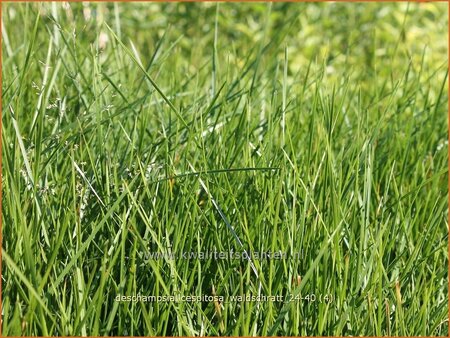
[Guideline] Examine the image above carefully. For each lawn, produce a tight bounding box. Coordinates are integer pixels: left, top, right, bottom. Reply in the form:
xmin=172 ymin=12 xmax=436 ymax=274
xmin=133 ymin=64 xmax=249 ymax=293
xmin=1 ymin=2 xmax=449 ymax=336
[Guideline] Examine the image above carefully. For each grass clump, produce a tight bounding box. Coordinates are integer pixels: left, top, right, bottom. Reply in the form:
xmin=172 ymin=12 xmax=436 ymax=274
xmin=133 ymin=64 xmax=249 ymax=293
xmin=2 ymin=2 xmax=448 ymax=336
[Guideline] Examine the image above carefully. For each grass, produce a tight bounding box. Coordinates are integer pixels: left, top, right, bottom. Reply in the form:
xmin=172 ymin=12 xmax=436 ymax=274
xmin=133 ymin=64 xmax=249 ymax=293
xmin=1 ymin=2 xmax=449 ymax=336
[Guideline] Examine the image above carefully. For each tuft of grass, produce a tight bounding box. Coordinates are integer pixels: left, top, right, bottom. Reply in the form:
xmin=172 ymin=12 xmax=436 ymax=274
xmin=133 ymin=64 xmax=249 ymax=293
xmin=2 ymin=2 xmax=448 ymax=336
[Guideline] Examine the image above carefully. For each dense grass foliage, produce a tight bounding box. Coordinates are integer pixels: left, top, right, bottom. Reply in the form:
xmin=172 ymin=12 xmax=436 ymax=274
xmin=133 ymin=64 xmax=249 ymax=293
xmin=2 ymin=2 xmax=448 ymax=336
